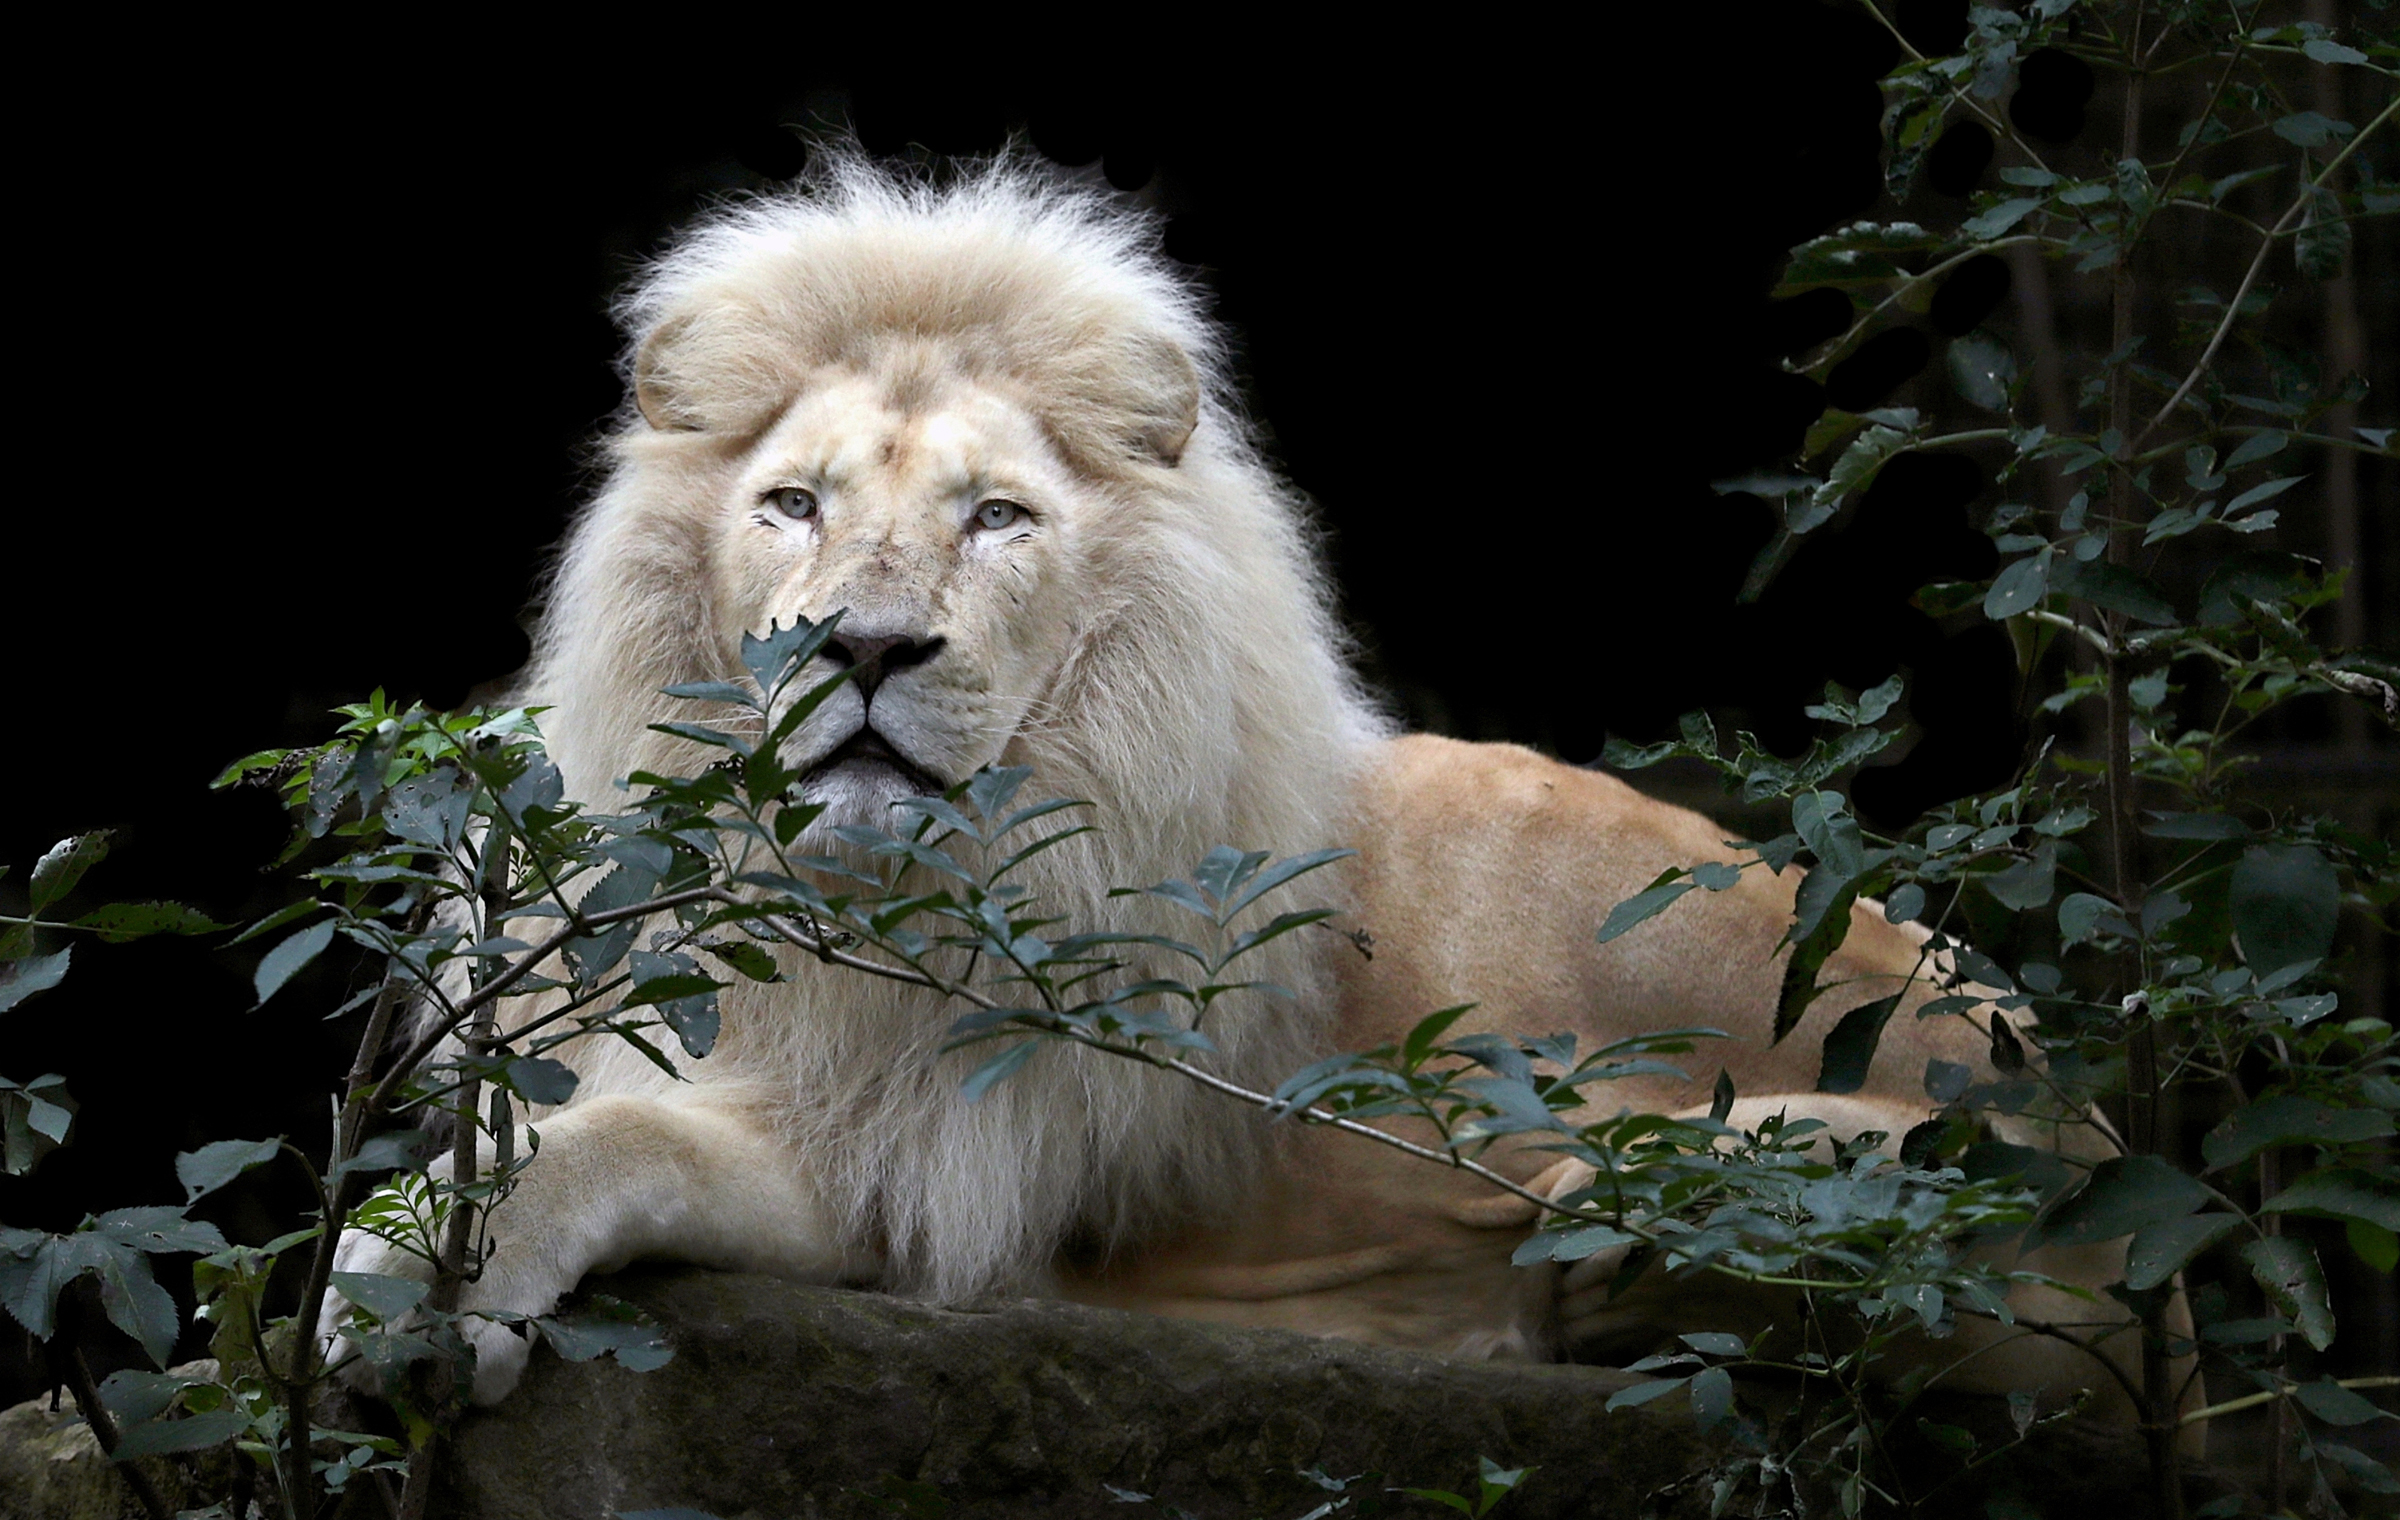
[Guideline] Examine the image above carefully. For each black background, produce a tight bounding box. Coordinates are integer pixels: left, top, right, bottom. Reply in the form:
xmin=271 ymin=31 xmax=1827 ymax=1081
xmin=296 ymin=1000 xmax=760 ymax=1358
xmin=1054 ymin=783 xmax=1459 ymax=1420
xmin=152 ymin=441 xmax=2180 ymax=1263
xmin=4 ymin=6 xmax=2384 ymax=1398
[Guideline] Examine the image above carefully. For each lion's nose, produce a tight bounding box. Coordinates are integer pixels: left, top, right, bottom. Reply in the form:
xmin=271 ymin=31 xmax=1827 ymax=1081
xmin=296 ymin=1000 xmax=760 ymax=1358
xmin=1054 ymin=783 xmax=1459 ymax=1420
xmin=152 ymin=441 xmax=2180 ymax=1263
xmin=824 ymin=631 xmax=943 ymax=697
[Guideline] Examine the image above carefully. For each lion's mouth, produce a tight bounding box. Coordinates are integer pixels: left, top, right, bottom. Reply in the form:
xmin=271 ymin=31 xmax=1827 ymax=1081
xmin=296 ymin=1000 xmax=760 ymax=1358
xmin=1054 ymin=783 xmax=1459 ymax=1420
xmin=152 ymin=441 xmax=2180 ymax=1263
xmin=803 ymin=727 xmax=947 ymax=798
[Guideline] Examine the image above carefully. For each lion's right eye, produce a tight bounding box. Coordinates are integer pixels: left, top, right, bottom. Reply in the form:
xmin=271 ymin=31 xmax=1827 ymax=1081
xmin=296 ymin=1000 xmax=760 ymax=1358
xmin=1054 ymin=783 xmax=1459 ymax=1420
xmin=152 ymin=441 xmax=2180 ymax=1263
xmin=764 ymin=487 xmax=819 ymax=520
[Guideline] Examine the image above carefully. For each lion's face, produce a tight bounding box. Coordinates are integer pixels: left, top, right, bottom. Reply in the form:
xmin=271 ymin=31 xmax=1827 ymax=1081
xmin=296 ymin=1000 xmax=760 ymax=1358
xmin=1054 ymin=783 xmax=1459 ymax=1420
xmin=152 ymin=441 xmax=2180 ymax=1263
xmin=707 ymin=358 xmax=1095 ymax=826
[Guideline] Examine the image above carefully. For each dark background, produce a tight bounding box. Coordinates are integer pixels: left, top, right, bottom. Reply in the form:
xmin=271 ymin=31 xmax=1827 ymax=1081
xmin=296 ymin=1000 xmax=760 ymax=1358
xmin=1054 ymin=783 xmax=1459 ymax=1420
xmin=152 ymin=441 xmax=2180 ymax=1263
xmin=4 ymin=5 xmax=2391 ymax=1404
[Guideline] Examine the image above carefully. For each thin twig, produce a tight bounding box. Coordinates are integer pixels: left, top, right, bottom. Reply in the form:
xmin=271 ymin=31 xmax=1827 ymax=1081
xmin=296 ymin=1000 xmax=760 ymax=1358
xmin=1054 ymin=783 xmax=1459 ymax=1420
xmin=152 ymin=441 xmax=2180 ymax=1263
xmin=369 ymin=883 xmax=722 ymax=1112
xmin=2132 ymin=96 xmax=2399 ymax=450
xmin=53 ymin=1332 xmax=172 ymax=1520
xmin=2181 ymin=1375 xmax=2400 ymax=1426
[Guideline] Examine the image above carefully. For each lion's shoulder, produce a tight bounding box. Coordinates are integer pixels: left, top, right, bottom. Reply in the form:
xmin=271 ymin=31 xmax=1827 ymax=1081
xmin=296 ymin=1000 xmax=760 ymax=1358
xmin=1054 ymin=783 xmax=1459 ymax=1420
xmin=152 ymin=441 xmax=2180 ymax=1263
xmin=1355 ymin=733 xmax=1737 ymax=874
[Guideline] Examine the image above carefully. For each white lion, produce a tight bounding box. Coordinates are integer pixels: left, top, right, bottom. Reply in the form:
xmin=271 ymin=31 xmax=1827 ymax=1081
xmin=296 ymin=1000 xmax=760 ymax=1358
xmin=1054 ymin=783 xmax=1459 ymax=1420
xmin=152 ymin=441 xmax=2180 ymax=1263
xmin=333 ymin=150 xmax=2168 ymax=1424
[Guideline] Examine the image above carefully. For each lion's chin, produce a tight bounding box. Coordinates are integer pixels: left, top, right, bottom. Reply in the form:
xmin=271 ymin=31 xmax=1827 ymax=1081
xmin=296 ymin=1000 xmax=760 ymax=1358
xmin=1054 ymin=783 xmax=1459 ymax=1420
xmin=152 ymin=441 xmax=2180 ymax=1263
xmin=800 ymin=754 xmax=947 ymax=833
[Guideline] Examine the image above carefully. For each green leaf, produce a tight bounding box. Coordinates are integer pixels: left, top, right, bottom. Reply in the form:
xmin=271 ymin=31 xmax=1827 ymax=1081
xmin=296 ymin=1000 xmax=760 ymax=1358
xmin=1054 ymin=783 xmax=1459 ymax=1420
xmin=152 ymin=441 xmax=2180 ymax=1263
xmin=1984 ymin=839 xmax=2057 ymax=911
xmin=1817 ymin=423 xmax=1912 ymax=516
xmin=1604 ymin=1376 xmax=1691 ymax=1411
xmin=659 ymin=680 xmax=757 ymax=706
xmin=1983 ymin=552 xmax=2050 ymax=620
xmin=620 ymin=972 xmax=729 ymax=1008
xmin=1220 ymin=848 xmax=1357 ymax=923
xmin=2299 ymin=182 xmax=2354 ymax=280
xmin=93 ymin=1206 xmax=226 ymax=1256
xmin=1947 ymin=331 xmax=2017 ymax=411
xmin=2140 ymin=810 xmax=2250 ymax=839
xmin=538 ymin=1294 xmax=674 ymax=1371
xmin=1596 ymin=875 xmax=1697 ymax=944
xmin=1775 ymin=873 xmax=1859 ymax=1044
xmin=2230 ymin=845 xmax=2340 ymax=976
xmin=2223 ymin=431 xmax=2290 ymax=470
xmin=93 ymin=1243 xmax=180 ymax=1366
xmin=0 ymin=949 xmax=71 ymax=1014
xmin=329 ymin=1270 xmax=430 ymax=1323
xmin=70 ymin=902 xmax=228 ymax=944
xmin=2 ymin=1073 xmax=75 ymax=1175
xmin=110 ymin=1407 xmax=249 ymax=1460
xmin=960 ymin=1040 xmax=1039 ymax=1102
xmin=1403 ymin=1005 xmax=1477 ymax=1066
xmin=2264 ymin=1168 xmax=2400 ymax=1232
xmin=253 ymin=919 xmax=338 ymax=1007
xmin=2205 ymin=1098 xmax=2394 ymax=1172
xmin=1690 ymin=1365 xmax=1734 ymax=1430
xmin=28 ymin=833 xmax=111 ymax=913
xmin=2302 ymin=37 xmax=2371 ymax=65
xmin=741 ymin=613 xmax=838 ymax=703
xmin=497 ymin=1056 xmax=579 ymax=1106
xmin=2057 ymin=892 xmax=2128 ymax=945
xmin=2272 ymin=111 xmax=2352 ymax=148
xmin=2034 ymin=1154 xmax=2208 ymax=1249
xmin=2207 ymin=165 xmax=2278 ymax=204
xmin=2320 ymin=1442 xmax=2400 ymax=1495
xmin=702 ymin=941 xmax=782 ymax=982
xmin=2240 ymin=1235 xmax=2334 ymax=1351
xmin=646 ymin=720 xmax=752 ymax=758
xmin=225 ymin=900 xmax=326 ymax=948
xmin=1963 ymin=197 xmax=2044 ymax=240
xmin=2293 ymin=1379 xmax=2389 ymax=1427
xmin=2346 ymin=1220 xmax=2398 ymax=1274
xmin=2124 ymin=1214 xmax=2244 ymax=1290
xmin=1514 ymin=1225 xmax=1639 ymax=1265
xmin=209 ymin=749 xmax=292 ymax=790
xmin=1816 ymin=994 xmax=1902 ymax=1095
xmin=2051 ymin=557 xmax=2175 ymax=625
xmin=327 ymin=1129 xmax=429 ymax=1186
xmin=175 ymin=1139 xmax=281 ymax=1204
xmin=95 ymin=1368 xmax=208 ymax=1427
xmin=2222 ymin=475 xmax=2305 ymax=518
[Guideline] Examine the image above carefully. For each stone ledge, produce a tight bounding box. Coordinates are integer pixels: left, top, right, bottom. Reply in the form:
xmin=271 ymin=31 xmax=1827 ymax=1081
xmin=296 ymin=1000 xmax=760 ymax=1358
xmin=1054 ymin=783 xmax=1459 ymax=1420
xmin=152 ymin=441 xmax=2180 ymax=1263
xmin=5 ymin=1267 xmax=2238 ymax=1519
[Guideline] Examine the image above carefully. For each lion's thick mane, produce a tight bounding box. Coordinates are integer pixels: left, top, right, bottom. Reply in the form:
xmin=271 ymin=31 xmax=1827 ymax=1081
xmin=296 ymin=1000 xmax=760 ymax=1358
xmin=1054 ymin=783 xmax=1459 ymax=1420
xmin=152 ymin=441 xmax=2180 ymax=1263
xmin=517 ymin=152 xmax=1391 ymax=1300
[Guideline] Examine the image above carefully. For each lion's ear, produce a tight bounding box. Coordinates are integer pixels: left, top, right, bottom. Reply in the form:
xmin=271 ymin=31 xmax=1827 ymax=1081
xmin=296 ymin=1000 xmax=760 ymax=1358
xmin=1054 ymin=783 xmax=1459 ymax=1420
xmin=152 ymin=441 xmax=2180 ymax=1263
xmin=632 ymin=315 xmax=707 ymax=433
xmin=1047 ymin=330 xmax=1199 ymax=470
xmin=1124 ymin=333 xmax=1201 ymax=466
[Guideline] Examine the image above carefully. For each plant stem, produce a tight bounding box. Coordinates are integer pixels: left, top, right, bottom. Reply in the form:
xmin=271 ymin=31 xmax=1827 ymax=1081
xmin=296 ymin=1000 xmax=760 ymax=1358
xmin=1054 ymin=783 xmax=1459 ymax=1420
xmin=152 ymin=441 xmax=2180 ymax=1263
xmin=50 ymin=1324 xmax=172 ymax=1520
xmin=2100 ymin=16 xmax=2186 ymax=1520
xmin=2178 ymin=1376 xmax=2400 ymax=1426
xmin=396 ymin=843 xmax=513 ymax=1520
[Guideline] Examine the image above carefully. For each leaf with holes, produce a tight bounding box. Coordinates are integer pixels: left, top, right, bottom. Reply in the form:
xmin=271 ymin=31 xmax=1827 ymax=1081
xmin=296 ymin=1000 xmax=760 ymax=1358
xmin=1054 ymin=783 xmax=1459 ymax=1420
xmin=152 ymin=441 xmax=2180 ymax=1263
xmin=2230 ymin=845 xmax=2340 ymax=976
xmin=2033 ymin=1155 xmax=2208 ymax=1249
xmin=2241 ymin=1235 xmax=2334 ymax=1351
xmin=2204 ymin=1097 xmax=2393 ymax=1172
xmin=2124 ymin=1214 xmax=2243 ymax=1291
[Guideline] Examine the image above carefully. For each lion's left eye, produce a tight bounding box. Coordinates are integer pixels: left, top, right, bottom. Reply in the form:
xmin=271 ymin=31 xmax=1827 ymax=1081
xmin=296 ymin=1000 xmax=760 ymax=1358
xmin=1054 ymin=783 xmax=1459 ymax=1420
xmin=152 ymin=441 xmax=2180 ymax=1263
xmin=972 ymin=499 xmax=1027 ymax=532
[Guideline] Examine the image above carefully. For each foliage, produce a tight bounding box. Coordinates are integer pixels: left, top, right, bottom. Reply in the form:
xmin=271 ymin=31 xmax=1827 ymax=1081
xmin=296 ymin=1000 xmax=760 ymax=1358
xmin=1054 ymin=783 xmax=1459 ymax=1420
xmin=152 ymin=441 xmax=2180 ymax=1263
xmin=1664 ymin=1 xmax=2398 ymax=1513
xmin=3 ymin=5 xmax=2395 ymax=1518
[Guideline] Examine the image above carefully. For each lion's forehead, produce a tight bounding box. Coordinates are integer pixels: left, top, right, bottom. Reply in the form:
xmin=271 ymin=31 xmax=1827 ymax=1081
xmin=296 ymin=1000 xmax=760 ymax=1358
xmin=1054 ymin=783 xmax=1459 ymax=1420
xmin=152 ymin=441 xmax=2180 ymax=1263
xmin=751 ymin=372 xmax=1062 ymax=508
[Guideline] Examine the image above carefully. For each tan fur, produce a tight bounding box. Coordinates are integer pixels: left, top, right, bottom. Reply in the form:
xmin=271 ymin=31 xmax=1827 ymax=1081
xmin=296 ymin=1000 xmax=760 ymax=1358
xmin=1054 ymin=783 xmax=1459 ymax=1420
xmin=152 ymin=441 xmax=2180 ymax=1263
xmin=328 ymin=153 xmax=2174 ymax=1431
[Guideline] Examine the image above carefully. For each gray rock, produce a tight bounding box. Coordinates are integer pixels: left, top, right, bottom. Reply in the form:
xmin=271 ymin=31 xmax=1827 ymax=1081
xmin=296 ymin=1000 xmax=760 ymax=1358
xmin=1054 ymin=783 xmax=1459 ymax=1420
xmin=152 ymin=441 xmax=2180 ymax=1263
xmin=0 ymin=1367 xmax=229 ymax=1520
xmin=436 ymin=1267 xmax=1712 ymax=1519
xmin=2 ymin=1268 xmax=2240 ymax=1519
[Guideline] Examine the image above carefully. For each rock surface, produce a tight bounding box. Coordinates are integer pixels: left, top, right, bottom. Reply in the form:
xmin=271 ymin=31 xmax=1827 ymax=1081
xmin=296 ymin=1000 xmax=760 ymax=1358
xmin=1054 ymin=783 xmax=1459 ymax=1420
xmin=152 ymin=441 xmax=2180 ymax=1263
xmin=5 ymin=1267 xmax=2239 ymax=1519
xmin=436 ymin=1267 xmax=1710 ymax=1519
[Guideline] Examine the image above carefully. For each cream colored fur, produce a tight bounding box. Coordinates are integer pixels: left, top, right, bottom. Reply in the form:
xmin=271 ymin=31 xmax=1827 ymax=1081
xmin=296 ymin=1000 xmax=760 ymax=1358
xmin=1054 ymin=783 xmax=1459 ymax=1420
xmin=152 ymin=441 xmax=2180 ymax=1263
xmin=330 ymin=153 xmax=2172 ymax=1429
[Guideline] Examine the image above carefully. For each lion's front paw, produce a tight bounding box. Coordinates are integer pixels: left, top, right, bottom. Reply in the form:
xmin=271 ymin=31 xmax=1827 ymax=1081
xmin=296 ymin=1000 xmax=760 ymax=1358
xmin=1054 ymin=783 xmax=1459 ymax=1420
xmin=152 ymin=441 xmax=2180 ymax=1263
xmin=319 ymin=1206 xmax=572 ymax=1407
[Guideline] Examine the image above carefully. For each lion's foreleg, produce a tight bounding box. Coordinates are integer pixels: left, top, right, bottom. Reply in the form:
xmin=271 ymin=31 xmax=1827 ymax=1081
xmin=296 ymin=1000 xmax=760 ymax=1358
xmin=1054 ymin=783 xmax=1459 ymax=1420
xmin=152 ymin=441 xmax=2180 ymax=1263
xmin=328 ymin=1093 xmax=870 ymax=1404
